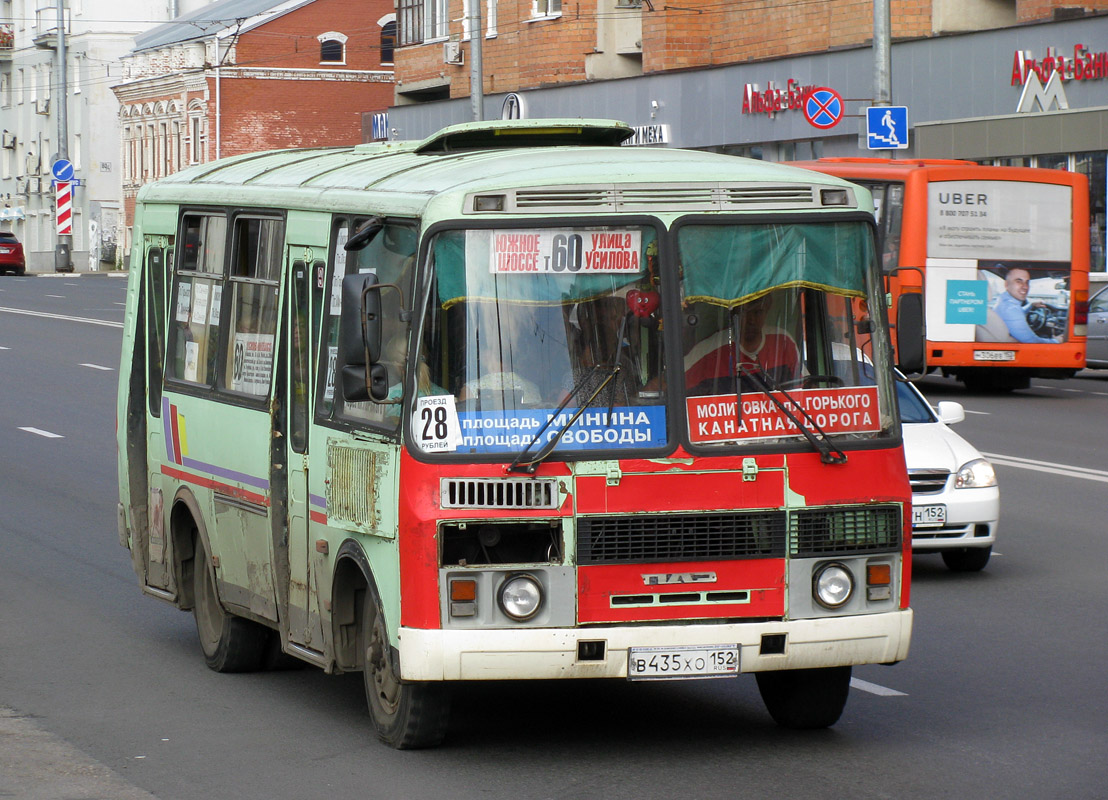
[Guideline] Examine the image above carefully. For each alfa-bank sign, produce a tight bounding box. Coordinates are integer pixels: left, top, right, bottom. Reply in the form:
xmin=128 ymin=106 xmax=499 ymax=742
xmin=1011 ymin=44 xmax=1108 ymax=112
xmin=1011 ymin=44 xmax=1108 ymax=85
xmin=741 ymin=79 xmax=819 ymax=117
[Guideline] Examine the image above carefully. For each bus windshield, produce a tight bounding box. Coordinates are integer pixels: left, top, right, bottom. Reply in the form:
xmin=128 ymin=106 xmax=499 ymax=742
xmin=677 ymin=220 xmax=896 ymax=448
xmin=415 ymin=224 xmax=668 ymax=457
xmin=412 ymin=218 xmax=895 ymax=457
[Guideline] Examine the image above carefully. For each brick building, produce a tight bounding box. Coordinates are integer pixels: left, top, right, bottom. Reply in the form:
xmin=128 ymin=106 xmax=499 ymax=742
xmin=112 ymin=0 xmax=396 ymax=241
xmin=385 ymin=0 xmax=1108 ymax=275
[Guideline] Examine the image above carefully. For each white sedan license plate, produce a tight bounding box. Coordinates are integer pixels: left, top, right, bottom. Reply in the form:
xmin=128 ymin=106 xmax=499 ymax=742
xmin=973 ymin=350 xmax=1016 ymax=362
xmin=627 ymin=645 xmax=739 ymax=680
xmin=913 ymin=504 xmax=947 ymax=528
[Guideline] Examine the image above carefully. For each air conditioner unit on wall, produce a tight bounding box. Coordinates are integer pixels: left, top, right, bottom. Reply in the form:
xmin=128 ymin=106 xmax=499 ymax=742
xmin=35 ymin=97 xmax=49 ymax=115
xmin=1 ymin=132 xmax=15 ymax=149
xmin=443 ymin=41 xmax=464 ymax=65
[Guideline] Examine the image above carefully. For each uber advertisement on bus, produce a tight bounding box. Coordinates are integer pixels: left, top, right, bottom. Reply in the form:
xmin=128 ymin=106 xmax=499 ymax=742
xmin=923 ymin=180 xmax=1073 ymax=348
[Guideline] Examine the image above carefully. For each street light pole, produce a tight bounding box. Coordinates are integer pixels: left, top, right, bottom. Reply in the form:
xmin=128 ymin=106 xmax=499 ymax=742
xmin=469 ymin=0 xmax=484 ymax=121
xmin=872 ymin=0 xmax=893 ymax=159
xmin=54 ymin=0 xmax=72 ymax=272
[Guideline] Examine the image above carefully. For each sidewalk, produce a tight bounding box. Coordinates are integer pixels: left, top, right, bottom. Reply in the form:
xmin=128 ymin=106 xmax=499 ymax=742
xmin=0 ymin=707 xmax=158 ymax=800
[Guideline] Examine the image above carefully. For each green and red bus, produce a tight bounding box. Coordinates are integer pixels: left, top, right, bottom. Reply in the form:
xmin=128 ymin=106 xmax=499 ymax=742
xmin=117 ymin=119 xmax=913 ymax=748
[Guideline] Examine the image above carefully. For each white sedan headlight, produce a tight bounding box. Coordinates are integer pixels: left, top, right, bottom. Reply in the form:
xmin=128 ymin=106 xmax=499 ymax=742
xmin=955 ymin=458 xmax=997 ymax=489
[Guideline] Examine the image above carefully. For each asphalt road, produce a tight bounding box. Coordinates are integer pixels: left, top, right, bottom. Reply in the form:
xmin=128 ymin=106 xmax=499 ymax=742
xmin=1 ymin=274 xmax=1106 ymax=799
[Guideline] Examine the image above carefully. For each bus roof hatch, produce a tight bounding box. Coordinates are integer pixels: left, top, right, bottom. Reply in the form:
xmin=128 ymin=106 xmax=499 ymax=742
xmin=414 ymin=118 xmax=635 ymax=153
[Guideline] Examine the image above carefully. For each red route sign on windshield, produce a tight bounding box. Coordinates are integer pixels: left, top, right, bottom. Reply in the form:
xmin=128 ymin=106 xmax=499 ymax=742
xmin=687 ymin=386 xmax=880 ymax=443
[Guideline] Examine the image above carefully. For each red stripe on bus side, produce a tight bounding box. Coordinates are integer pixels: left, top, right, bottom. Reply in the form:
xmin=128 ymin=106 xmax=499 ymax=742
xmin=161 ymin=464 xmax=269 ymax=507
xmin=169 ymin=406 xmax=182 ymax=465
xmin=309 ymin=510 xmax=327 ymax=524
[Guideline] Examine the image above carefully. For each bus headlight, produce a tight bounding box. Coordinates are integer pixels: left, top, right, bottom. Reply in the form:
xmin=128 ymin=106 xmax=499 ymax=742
xmin=955 ymin=458 xmax=997 ymax=489
xmin=813 ymin=562 xmax=854 ymax=609
xmin=498 ymin=573 xmax=543 ymax=621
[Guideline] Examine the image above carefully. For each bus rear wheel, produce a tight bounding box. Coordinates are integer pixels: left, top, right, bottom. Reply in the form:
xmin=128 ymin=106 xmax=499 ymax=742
xmin=756 ymin=666 xmax=852 ymax=729
xmin=192 ymin=536 xmax=269 ymax=673
xmin=360 ymin=589 xmax=450 ymax=749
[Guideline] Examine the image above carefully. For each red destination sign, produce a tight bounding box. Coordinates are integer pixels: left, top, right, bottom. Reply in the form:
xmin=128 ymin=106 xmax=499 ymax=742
xmin=686 ymin=386 xmax=880 ymax=444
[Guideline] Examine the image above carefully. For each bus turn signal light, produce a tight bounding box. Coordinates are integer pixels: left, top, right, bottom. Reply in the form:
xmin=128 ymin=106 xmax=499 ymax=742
xmin=450 ymin=578 xmax=477 ymax=617
xmin=867 ymin=563 xmax=892 ymax=601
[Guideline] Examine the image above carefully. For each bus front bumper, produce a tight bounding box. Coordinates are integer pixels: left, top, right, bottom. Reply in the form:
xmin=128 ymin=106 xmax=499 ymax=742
xmin=397 ymin=609 xmax=913 ymax=681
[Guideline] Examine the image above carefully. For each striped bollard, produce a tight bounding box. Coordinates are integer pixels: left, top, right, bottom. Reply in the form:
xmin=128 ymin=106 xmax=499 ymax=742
xmin=56 ymin=180 xmax=73 ymax=236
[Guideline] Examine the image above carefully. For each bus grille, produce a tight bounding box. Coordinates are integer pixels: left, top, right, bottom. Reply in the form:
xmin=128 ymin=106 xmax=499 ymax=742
xmin=577 ymin=511 xmax=786 ymax=564
xmin=790 ymin=505 xmax=902 ymax=556
xmin=908 ymin=469 xmax=950 ymax=495
xmin=440 ymin=478 xmax=559 ymax=510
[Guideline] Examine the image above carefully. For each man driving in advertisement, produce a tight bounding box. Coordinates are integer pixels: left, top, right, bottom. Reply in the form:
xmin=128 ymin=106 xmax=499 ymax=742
xmin=993 ymin=265 xmax=1059 ymax=344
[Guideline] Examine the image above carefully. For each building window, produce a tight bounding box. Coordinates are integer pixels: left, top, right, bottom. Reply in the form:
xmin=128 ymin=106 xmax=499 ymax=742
xmin=428 ymin=0 xmax=448 ymax=39
xmin=380 ymin=20 xmax=396 ymax=64
xmin=189 ymin=114 xmax=204 ymax=164
xmin=462 ymin=0 xmax=498 ymax=38
xmin=320 ymin=39 xmax=343 ymax=63
xmin=532 ymin=0 xmax=561 ymax=18
xmin=398 ymin=0 xmax=422 ymax=45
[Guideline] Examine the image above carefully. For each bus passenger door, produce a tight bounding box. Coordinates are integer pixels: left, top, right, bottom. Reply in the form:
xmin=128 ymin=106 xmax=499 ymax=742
xmin=282 ymin=256 xmax=324 ymax=651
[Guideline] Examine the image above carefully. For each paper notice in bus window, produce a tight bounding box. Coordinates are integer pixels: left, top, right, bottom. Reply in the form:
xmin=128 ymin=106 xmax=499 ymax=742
xmin=487 ymin=230 xmax=643 ymax=274
xmin=192 ymin=282 xmax=210 ymax=328
xmin=686 ymin=387 xmax=881 ymax=444
xmin=176 ymin=282 xmax=192 ymax=323
xmin=183 ymin=341 xmax=199 ymax=382
xmin=414 ymin=395 xmax=462 ymax=452
xmin=323 ymin=345 xmax=337 ymax=402
xmin=330 ymin=227 xmax=349 ymax=316
xmin=231 ymin=332 xmax=275 ymax=394
xmin=210 ymin=284 xmax=222 ymax=326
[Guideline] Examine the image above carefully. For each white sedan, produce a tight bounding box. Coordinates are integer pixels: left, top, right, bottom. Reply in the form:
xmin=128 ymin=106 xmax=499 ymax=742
xmin=898 ymin=377 xmax=999 ymax=572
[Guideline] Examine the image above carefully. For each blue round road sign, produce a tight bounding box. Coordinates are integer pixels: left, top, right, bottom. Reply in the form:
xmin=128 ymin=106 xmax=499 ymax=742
xmin=804 ymin=88 xmax=844 ymax=129
xmin=51 ymin=159 xmax=75 ymax=182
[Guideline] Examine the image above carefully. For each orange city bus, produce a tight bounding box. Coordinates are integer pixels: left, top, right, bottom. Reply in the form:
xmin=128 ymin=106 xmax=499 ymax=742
xmin=117 ymin=119 xmax=914 ymax=749
xmin=795 ymin=158 xmax=1090 ymax=391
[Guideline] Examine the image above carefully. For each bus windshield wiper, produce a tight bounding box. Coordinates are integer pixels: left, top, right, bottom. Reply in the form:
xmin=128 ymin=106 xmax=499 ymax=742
xmin=506 ymin=364 xmax=621 ymax=474
xmin=739 ymin=364 xmax=848 ymax=465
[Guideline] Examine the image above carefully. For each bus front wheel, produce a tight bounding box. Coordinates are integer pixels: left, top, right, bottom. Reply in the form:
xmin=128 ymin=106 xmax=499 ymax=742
xmin=755 ymin=666 xmax=852 ymax=729
xmin=360 ymin=589 xmax=450 ymax=749
xmin=192 ymin=536 xmax=269 ymax=672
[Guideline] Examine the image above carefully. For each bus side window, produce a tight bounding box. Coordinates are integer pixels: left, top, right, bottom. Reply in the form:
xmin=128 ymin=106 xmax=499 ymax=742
xmin=145 ymin=241 xmax=169 ymax=416
xmin=318 ymin=218 xmax=417 ymax=431
xmin=167 ymin=214 xmax=226 ymax=386
xmin=223 ymin=216 xmax=283 ymax=398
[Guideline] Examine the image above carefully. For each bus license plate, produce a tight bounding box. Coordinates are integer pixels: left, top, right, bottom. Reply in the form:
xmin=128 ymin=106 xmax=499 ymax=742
xmin=627 ymin=645 xmax=739 ymax=680
xmin=973 ymin=350 xmax=1016 ymax=362
xmin=913 ymin=504 xmax=947 ymax=528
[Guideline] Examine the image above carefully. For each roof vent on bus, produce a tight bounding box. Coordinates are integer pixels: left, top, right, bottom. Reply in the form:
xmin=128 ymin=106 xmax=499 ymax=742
xmin=414 ymin=119 xmax=635 ymax=153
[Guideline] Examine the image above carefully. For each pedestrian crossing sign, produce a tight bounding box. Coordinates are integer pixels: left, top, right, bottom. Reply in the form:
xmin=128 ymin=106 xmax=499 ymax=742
xmin=866 ymin=106 xmax=909 ymax=150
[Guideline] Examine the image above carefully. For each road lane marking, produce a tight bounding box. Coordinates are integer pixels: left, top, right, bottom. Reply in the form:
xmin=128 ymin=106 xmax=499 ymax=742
xmin=19 ymin=427 xmax=64 ymax=439
xmin=0 ymin=306 xmax=123 ymax=328
xmin=46 ymin=294 xmax=65 ymax=298
xmin=80 ymin=363 xmax=114 ymax=371
xmin=963 ymin=409 xmax=991 ymax=415
xmin=850 ymin=678 xmax=907 ymax=697
xmin=981 ymin=452 xmax=1108 ymax=483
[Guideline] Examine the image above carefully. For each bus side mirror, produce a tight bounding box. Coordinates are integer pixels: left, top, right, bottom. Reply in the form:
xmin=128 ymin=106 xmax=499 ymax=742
xmin=337 ymin=273 xmax=388 ymax=402
xmin=896 ymin=292 xmax=926 ymax=375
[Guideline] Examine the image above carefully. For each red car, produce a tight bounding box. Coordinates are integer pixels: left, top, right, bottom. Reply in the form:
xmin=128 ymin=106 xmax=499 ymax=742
xmin=0 ymin=231 xmax=26 ymax=275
